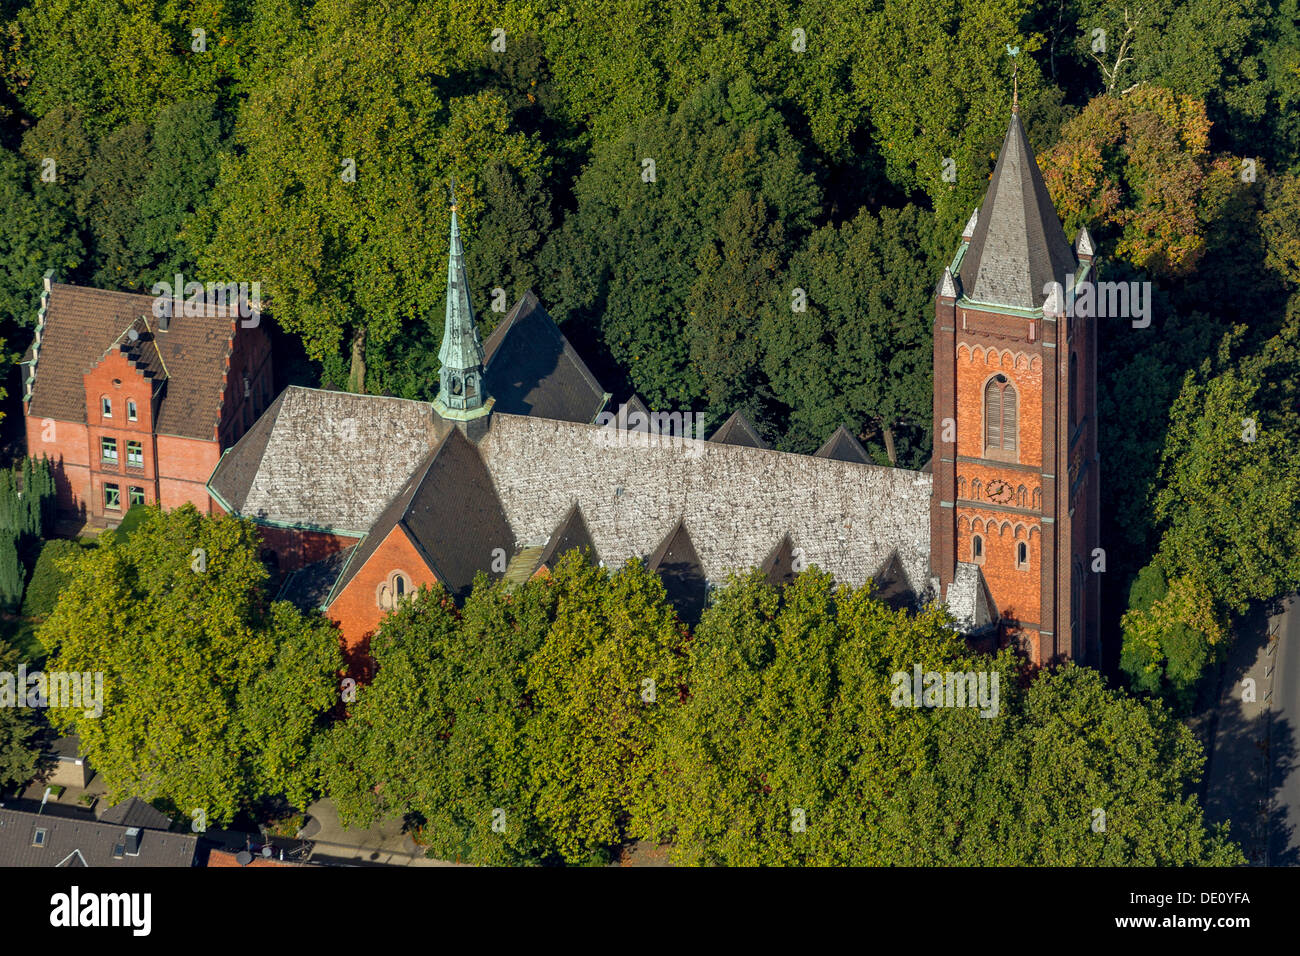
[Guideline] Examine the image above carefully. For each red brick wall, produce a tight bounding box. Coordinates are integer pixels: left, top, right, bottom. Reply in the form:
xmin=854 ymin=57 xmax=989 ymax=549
xmin=327 ymin=525 xmax=437 ymax=661
xmin=956 ymin=508 xmax=1041 ymax=627
xmin=217 ymin=319 xmax=274 ymax=448
xmin=256 ymin=525 xmax=357 ymax=573
xmin=26 ymin=415 xmax=90 ymax=515
xmin=156 ymin=434 xmax=221 ymax=512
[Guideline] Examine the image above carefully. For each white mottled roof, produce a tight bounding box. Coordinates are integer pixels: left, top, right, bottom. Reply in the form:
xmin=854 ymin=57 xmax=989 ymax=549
xmin=478 ymin=413 xmax=935 ymax=595
xmin=210 ymin=386 xmax=449 ymax=533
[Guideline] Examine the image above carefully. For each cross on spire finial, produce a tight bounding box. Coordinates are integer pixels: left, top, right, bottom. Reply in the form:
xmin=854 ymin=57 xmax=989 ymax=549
xmin=1006 ymin=44 xmax=1020 ymax=114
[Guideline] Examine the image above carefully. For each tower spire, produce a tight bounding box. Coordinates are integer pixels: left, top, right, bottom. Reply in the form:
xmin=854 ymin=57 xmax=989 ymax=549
xmin=434 ymin=180 xmax=491 ymax=423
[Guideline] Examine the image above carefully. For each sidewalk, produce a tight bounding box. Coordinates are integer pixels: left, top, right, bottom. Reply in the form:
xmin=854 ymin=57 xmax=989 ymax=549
xmin=302 ymin=799 xmax=460 ymax=867
xmin=1199 ymin=603 xmax=1279 ymax=865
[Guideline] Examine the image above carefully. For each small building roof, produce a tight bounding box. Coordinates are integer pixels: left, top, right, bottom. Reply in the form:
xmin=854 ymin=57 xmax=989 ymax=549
xmin=98 ymin=797 xmax=173 ymax=832
xmin=208 ymin=386 xmax=452 ymax=535
xmin=536 ymin=503 xmax=598 ymax=570
xmin=760 ymin=532 xmax=799 ymax=588
xmin=277 ymin=545 xmax=357 ymax=611
xmin=0 ymin=806 xmax=196 ymax=867
xmin=483 ymin=291 xmax=609 ymax=424
xmin=814 ymin=425 xmax=872 ymax=464
xmin=709 ymin=409 xmax=767 ymax=449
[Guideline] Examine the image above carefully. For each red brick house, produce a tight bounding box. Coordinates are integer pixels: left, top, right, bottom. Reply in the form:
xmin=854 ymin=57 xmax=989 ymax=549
xmin=21 ymin=275 xmax=273 ymax=525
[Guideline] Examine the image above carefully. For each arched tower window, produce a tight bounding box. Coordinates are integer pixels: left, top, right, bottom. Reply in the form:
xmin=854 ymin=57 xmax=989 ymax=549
xmin=1016 ymin=540 xmax=1029 ymax=571
xmin=971 ymin=534 xmax=984 ymax=564
xmin=984 ymin=374 xmax=1018 ymax=461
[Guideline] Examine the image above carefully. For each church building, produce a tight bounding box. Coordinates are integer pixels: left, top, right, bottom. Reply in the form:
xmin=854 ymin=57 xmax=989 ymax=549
xmin=22 ymin=106 xmax=1099 ymax=671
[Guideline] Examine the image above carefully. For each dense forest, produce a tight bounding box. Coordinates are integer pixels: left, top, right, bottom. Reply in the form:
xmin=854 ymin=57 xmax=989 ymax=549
xmin=1 ymin=0 xmax=1299 ymax=816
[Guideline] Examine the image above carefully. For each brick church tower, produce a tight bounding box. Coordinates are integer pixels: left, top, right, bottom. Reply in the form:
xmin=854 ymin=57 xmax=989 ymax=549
xmin=930 ymin=103 xmax=1100 ymax=666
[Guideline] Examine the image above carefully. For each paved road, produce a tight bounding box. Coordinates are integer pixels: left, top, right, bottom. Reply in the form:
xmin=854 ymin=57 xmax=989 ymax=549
xmin=1269 ymin=594 xmax=1300 ymax=865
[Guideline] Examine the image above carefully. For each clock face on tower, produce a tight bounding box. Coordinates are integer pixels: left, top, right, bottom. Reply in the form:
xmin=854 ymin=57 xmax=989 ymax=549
xmin=985 ymin=479 xmax=1015 ymax=505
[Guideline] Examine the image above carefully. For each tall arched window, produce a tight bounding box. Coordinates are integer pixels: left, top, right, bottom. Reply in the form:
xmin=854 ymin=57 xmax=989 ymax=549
xmin=984 ymin=374 xmax=1018 ymax=461
xmin=971 ymin=534 xmax=984 ymax=564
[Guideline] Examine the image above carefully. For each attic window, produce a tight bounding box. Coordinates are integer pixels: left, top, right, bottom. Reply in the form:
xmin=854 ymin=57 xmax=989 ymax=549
xmin=32 ymin=828 xmax=46 ymax=847
xmin=127 ymin=400 xmax=138 ymax=422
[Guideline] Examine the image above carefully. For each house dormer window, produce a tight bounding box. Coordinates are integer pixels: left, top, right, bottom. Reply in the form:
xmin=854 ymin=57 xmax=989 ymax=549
xmin=101 ymin=396 xmax=112 ymax=417
xmin=127 ymin=399 xmax=138 ymax=421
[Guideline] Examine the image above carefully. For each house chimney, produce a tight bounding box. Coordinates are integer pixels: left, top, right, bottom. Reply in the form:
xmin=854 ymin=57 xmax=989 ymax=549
xmin=124 ymin=826 xmax=142 ymax=856
xmin=158 ymin=298 xmax=171 ymax=332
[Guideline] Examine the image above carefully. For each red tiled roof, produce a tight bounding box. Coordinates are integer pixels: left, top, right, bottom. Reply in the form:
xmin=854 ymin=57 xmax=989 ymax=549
xmin=26 ymin=283 xmax=237 ymax=440
xmin=207 ymin=849 xmax=302 ymax=867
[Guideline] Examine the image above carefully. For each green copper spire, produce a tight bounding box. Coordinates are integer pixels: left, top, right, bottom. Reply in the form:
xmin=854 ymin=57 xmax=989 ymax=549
xmin=434 ymin=182 xmax=490 ymax=422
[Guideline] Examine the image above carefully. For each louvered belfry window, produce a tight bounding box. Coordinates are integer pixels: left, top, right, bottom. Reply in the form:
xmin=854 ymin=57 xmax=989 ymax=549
xmin=984 ymin=374 xmax=1018 ymax=461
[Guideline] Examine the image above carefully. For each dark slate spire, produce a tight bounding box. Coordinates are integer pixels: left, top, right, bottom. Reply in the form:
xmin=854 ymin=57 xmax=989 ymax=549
xmin=435 ymin=182 xmax=490 ymax=421
xmin=958 ymin=113 xmax=1076 ymax=310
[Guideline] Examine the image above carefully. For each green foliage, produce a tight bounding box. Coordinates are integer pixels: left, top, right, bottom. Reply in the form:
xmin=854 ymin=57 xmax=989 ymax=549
xmin=639 ymin=570 xmax=1240 ymax=865
xmin=20 ymin=538 xmax=81 ymax=619
xmin=39 ymin=504 xmax=342 ymax=824
xmin=0 ymin=456 xmax=55 ymax=576
xmin=1041 ymin=89 xmax=1237 ymax=277
xmin=196 ymin=0 xmax=544 ymax=393
xmin=546 ymin=74 xmax=819 ymax=416
xmin=113 ymin=503 xmax=152 ymax=539
xmin=0 ymin=141 xmax=83 ymax=322
xmin=1057 ymin=0 xmax=1300 ymax=165
xmin=322 ymin=551 xmax=686 ymax=864
xmin=7 ymin=0 xmax=244 ymax=129
xmin=763 ymin=204 xmax=938 ymax=461
xmin=0 ymin=638 xmax=46 ymax=789
xmin=0 ymin=529 xmax=21 ymax=611
xmin=1119 ymin=562 xmax=1225 ymax=711
xmin=525 ymin=555 xmax=687 ymax=860
xmin=1152 ymin=314 xmax=1300 ymax=612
